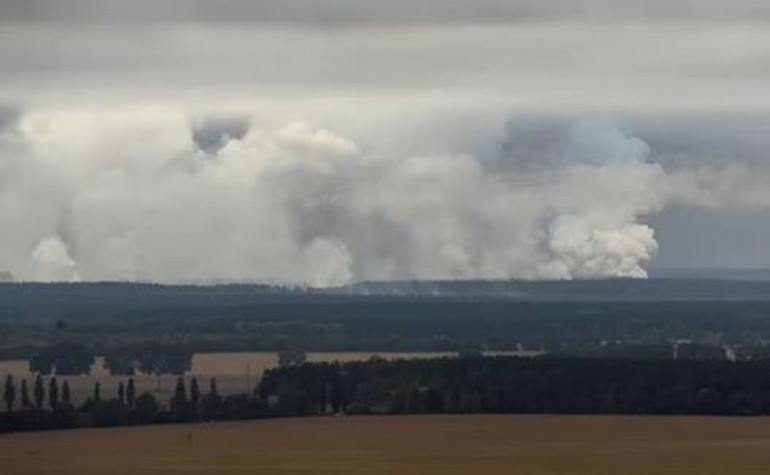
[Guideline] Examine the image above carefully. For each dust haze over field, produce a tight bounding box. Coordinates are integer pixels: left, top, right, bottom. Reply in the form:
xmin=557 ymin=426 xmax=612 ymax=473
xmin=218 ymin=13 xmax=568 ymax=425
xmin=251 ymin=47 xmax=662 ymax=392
xmin=3 ymin=0 xmax=770 ymax=284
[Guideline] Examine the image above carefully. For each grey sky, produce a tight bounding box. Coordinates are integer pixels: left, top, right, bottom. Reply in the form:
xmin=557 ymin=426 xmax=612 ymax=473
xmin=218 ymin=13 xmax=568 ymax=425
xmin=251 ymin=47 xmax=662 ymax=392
xmin=1 ymin=0 xmax=769 ymax=281
xmin=4 ymin=0 xmax=770 ymax=25
xmin=1 ymin=1 xmax=770 ymax=110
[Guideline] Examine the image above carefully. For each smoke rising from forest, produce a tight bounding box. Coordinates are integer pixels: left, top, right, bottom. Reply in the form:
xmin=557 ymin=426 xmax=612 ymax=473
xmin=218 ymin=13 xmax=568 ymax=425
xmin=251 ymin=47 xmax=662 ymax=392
xmin=0 ymin=106 xmax=763 ymax=285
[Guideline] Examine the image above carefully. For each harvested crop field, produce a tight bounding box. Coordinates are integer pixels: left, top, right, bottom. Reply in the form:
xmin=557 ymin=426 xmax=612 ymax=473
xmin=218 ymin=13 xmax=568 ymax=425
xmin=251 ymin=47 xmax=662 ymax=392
xmin=2 ymin=415 xmax=770 ymax=474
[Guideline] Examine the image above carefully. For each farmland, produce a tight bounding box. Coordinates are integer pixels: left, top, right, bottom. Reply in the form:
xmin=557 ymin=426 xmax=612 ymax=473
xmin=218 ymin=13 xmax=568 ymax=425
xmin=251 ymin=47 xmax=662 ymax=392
xmin=2 ymin=415 xmax=770 ymax=474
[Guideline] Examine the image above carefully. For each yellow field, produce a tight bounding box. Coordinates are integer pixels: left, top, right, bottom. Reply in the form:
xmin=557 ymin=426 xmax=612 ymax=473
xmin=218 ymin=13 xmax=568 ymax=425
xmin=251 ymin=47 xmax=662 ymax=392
xmin=2 ymin=415 xmax=770 ymax=474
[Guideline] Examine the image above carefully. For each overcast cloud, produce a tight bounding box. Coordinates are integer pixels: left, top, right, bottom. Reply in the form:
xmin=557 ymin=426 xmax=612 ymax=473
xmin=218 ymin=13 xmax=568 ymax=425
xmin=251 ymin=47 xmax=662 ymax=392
xmin=1 ymin=0 xmax=770 ymax=282
xmin=4 ymin=0 xmax=770 ymax=25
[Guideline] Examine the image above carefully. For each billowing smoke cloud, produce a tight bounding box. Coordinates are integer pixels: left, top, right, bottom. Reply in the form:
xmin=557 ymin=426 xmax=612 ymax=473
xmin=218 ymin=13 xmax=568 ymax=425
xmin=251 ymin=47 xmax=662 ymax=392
xmin=0 ymin=106 xmax=762 ymax=285
xmin=30 ymin=235 xmax=80 ymax=282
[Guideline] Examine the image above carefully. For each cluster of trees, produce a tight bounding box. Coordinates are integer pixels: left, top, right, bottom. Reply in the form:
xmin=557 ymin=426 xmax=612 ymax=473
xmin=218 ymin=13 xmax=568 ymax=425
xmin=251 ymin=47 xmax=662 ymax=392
xmin=0 ymin=373 xmax=271 ymax=433
xmin=29 ymin=343 xmax=96 ymax=375
xmin=104 ymin=346 xmax=193 ymax=376
xmin=27 ymin=343 xmax=193 ymax=377
xmin=256 ymin=356 xmax=770 ymax=416
xmin=1 ymin=374 xmax=144 ymax=431
xmin=10 ymin=355 xmax=770 ymax=433
xmin=1 ymin=374 xmax=83 ymax=413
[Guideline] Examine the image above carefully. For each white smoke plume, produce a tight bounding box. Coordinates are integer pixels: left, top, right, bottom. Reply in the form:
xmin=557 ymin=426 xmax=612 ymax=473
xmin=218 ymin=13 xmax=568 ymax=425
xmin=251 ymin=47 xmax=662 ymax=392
xmin=0 ymin=106 xmax=760 ymax=285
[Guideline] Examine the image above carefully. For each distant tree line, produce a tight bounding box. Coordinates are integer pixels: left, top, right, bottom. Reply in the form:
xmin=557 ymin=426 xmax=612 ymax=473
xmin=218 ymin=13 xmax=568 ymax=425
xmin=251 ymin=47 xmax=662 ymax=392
xmin=0 ymin=372 xmax=271 ymax=433
xmin=255 ymin=356 xmax=770 ymax=416
xmin=12 ymin=292 xmax=770 ymax=360
xmin=27 ymin=343 xmax=193 ymax=377
xmin=9 ymin=355 xmax=770 ymax=433
xmin=28 ymin=343 xmax=95 ymax=375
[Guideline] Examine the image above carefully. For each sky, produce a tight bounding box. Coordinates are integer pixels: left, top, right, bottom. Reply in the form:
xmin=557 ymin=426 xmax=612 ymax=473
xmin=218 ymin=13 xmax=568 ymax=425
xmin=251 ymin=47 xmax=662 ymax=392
xmin=1 ymin=0 xmax=770 ymax=284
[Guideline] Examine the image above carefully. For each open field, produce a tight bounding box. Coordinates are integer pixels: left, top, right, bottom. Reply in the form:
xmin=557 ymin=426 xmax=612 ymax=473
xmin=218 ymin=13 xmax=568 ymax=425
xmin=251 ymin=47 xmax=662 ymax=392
xmin=2 ymin=415 xmax=770 ymax=474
